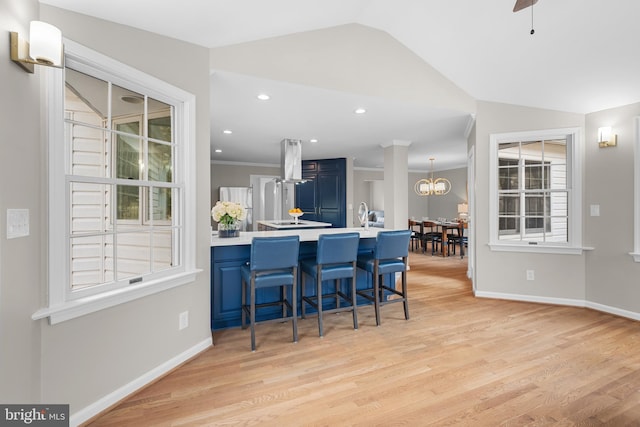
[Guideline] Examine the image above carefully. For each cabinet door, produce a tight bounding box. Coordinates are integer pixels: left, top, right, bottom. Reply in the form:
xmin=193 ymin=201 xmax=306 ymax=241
xmin=317 ymin=172 xmax=342 ymax=226
xmin=295 ymin=177 xmax=318 ymax=221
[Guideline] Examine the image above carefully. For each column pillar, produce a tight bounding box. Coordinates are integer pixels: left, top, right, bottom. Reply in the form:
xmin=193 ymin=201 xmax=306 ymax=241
xmin=382 ymin=140 xmax=410 ymax=230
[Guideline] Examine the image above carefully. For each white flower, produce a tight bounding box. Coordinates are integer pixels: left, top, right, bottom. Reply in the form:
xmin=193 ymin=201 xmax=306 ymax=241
xmin=211 ymin=201 xmax=247 ymax=225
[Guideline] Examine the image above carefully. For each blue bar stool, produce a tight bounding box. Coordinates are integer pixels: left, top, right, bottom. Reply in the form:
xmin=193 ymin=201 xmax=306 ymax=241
xmin=241 ymin=235 xmax=300 ymax=351
xmin=356 ymin=229 xmax=411 ymax=326
xmin=300 ymin=232 xmax=360 ymax=337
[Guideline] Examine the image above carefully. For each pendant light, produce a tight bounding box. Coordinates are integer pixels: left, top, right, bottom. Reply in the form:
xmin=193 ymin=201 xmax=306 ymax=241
xmin=414 ymin=157 xmax=451 ymax=196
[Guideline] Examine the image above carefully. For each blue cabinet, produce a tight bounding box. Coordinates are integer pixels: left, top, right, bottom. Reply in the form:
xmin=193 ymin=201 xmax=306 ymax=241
xmin=210 ymin=236 xmax=388 ymax=330
xmin=296 ymin=158 xmax=346 ymax=227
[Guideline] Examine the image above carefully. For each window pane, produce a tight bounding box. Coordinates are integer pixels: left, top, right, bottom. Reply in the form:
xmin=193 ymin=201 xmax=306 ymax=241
xmin=70 ymin=182 xmax=108 ymax=234
xmin=152 ymin=229 xmax=174 ymax=271
xmin=148 ymin=141 xmax=172 ymax=182
xmin=115 ymin=127 xmax=141 ymax=180
xmin=117 ymin=185 xmax=140 ymax=220
xmin=148 ymin=107 xmax=172 ymax=143
xmin=70 ymin=234 xmax=113 ymax=290
xmin=112 ymin=84 xmax=144 ymax=119
xmin=65 ymin=68 xmax=108 ymax=126
xmin=146 ymin=187 xmax=172 ymax=222
xmin=68 ymin=123 xmax=109 ymax=177
xmin=116 ymin=231 xmax=151 ymax=280
xmin=549 ymin=217 xmax=568 ymax=242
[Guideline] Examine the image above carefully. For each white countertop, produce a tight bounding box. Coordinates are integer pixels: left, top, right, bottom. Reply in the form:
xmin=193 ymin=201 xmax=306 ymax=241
xmin=211 ymin=227 xmax=384 ymax=247
xmin=256 ymin=219 xmax=332 ymax=229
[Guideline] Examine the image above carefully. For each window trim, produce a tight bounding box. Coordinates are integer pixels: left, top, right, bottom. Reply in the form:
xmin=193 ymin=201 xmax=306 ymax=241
xmin=33 ymin=39 xmax=200 ymax=324
xmin=489 ymin=127 xmax=585 ymax=254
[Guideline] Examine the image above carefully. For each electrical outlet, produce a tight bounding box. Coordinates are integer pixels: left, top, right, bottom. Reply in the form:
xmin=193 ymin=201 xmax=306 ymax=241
xmin=526 ymin=270 xmax=535 ymax=281
xmin=179 ymin=311 xmax=189 ymax=330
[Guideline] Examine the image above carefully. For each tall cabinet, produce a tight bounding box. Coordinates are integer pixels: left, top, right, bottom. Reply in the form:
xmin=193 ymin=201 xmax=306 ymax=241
xmin=295 ymin=158 xmax=346 ymax=228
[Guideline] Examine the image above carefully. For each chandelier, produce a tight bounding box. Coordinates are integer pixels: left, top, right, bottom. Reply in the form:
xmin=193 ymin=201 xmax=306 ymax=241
xmin=414 ymin=157 xmax=451 ymax=196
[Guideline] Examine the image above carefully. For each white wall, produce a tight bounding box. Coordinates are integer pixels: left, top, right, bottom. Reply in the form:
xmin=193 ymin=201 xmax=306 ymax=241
xmin=210 ymin=23 xmax=475 ymax=114
xmin=474 ymin=101 xmax=587 ymax=301
xmin=584 ymin=102 xmax=640 ymax=313
xmin=38 ymin=5 xmax=212 ymax=420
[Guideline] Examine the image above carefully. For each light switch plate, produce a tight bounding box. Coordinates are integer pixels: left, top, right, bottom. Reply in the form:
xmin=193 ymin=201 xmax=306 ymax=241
xmin=7 ymin=209 xmax=30 ymax=239
xmin=590 ymin=204 xmax=600 ymax=217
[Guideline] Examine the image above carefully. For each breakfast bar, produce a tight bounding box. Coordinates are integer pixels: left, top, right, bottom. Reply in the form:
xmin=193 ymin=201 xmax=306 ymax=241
xmin=210 ymin=227 xmax=385 ymax=330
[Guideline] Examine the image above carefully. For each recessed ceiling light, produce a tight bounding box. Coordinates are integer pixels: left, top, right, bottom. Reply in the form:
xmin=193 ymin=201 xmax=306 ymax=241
xmin=257 ymin=93 xmax=270 ymax=101
xmin=354 ymin=108 xmax=367 ymax=114
xmin=223 ymin=129 xmax=232 ymax=134
xmin=215 ymin=149 xmax=222 ymax=153
xmin=310 ymin=139 xmax=318 ymax=143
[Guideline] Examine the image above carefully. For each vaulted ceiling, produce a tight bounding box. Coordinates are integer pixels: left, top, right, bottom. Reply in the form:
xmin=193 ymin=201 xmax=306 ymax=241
xmin=40 ymin=0 xmax=640 ymax=170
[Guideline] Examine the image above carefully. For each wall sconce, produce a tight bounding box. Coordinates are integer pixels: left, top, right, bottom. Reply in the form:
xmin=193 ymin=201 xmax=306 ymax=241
xmin=598 ymin=126 xmax=617 ymax=148
xmin=10 ymin=21 xmax=63 ymax=73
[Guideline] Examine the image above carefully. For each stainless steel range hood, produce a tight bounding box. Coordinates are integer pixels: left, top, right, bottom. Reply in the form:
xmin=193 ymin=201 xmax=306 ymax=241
xmin=279 ymin=138 xmax=305 ymax=183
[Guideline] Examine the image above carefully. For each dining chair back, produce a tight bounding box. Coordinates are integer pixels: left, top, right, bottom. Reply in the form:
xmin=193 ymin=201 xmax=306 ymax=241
xmin=300 ymin=232 xmax=360 ymax=337
xmin=241 ymin=235 xmax=300 ymax=351
xmin=356 ymin=229 xmax=411 ymax=326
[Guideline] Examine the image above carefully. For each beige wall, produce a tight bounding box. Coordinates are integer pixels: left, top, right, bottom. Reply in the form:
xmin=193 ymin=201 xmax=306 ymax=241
xmin=0 ymin=0 xmax=43 ymax=403
xmin=37 ymin=5 xmax=212 ymax=417
xmin=584 ymin=102 xmax=640 ymax=312
xmin=474 ymin=101 xmax=587 ymax=300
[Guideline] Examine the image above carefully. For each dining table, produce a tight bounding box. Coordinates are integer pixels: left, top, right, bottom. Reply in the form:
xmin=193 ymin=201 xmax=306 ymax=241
xmin=423 ymin=220 xmax=464 ymax=257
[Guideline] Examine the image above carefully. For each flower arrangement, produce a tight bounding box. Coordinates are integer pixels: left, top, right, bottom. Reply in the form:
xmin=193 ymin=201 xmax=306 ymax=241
xmin=211 ymin=201 xmax=247 ymax=226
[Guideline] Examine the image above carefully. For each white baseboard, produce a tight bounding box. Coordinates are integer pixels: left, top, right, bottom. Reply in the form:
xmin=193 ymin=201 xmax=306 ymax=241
xmin=475 ymin=291 xmax=640 ymax=321
xmin=70 ymin=336 xmax=213 ymax=427
xmin=475 ymin=291 xmax=585 ymax=308
xmin=585 ymin=301 xmax=640 ymax=321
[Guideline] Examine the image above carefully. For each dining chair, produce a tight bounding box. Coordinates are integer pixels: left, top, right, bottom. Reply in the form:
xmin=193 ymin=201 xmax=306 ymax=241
xmin=300 ymin=232 xmax=360 ymax=337
xmin=241 ymin=235 xmax=300 ymax=351
xmin=408 ymin=219 xmax=424 ymax=252
xmin=356 ymin=229 xmax=411 ymax=326
xmin=421 ymin=220 xmax=441 ymax=255
xmin=446 ymin=223 xmax=464 ymax=257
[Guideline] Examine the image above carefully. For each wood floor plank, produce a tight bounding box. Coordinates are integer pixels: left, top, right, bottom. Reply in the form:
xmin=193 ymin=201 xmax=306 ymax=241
xmin=85 ymin=253 xmax=640 ymax=426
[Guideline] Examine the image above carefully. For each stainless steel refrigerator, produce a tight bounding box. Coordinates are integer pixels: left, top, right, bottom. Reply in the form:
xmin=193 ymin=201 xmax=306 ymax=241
xmin=219 ymin=186 xmax=252 ymax=231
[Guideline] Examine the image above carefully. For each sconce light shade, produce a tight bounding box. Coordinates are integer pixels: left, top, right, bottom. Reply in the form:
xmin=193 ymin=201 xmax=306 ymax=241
xmin=598 ymin=126 xmax=617 ymax=148
xmin=10 ymin=21 xmax=63 ymax=73
xmin=29 ymin=21 xmax=62 ymax=66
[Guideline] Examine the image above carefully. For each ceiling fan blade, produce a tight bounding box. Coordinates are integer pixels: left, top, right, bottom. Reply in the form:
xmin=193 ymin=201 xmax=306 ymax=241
xmin=513 ymin=0 xmax=538 ymax=12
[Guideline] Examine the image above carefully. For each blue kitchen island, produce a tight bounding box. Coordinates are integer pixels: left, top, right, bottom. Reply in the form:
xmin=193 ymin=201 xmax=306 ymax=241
xmin=210 ymin=227 xmax=388 ymax=330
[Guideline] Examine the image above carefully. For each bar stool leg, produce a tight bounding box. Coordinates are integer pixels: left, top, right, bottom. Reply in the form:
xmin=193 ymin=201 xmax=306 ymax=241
xmin=351 ymin=265 xmax=358 ymax=330
xmin=301 ymin=272 xmax=307 ymax=319
xmin=317 ymin=271 xmax=324 ymax=337
xmin=292 ymin=269 xmax=298 ymax=344
xmin=402 ymin=270 xmax=409 ymax=320
xmin=373 ymin=263 xmax=381 ymax=326
xmin=250 ymin=277 xmax=257 ymax=352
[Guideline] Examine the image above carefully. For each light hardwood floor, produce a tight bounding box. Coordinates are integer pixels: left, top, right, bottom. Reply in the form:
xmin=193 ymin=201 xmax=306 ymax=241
xmin=87 ymin=253 xmax=640 ymax=426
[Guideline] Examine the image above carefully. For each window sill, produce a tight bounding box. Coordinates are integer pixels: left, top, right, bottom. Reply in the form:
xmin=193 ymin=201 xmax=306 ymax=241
xmin=630 ymin=252 xmax=640 ymax=262
xmin=488 ymin=243 xmax=594 ymax=255
xmin=33 ymin=269 xmax=202 ymax=325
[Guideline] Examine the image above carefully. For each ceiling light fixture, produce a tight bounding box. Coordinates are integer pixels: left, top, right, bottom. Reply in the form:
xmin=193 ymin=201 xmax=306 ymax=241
xmin=414 ymin=157 xmax=451 ymax=196
xmin=354 ymin=108 xmax=367 ymax=114
xmin=310 ymin=139 xmax=318 ymax=143
xmin=257 ymin=93 xmax=270 ymax=101
xmin=223 ymin=129 xmax=232 ymax=134
xmin=215 ymin=149 xmax=222 ymax=153
xmin=10 ymin=21 xmax=64 ymax=73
